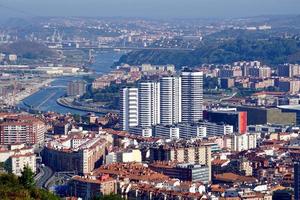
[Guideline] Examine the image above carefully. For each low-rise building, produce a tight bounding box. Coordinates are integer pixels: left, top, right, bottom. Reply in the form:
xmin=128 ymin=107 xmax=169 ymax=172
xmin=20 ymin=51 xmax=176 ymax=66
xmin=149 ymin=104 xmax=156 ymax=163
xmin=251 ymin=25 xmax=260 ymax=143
xmin=0 ymin=144 xmax=36 ymax=176
xmin=204 ymin=109 xmax=247 ymax=133
xmin=5 ymin=153 xmax=36 ymax=176
xmin=248 ymin=66 xmax=271 ymax=78
xmin=149 ymin=141 xmax=212 ymax=182
xmin=105 ymin=149 xmax=142 ymax=164
xmin=149 ymin=162 xmax=210 ymax=183
xmin=69 ymin=174 xmax=117 ymax=200
xmin=42 ymin=131 xmax=108 ymax=174
xmin=226 ymin=133 xmax=257 ymax=152
xmin=129 ymin=126 xmax=153 ymax=137
xmin=154 ymin=125 xmax=180 ymax=139
xmin=278 ymin=78 xmax=300 ymax=94
xmin=94 ymin=162 xmax=170 ymax=182
xmin=237 ymin=105 xmax=296 ymax=125
xmin=53 ymin=121 xmax=72 ymax=135
xmin=154 ymin=122 xmax=233 ymax=139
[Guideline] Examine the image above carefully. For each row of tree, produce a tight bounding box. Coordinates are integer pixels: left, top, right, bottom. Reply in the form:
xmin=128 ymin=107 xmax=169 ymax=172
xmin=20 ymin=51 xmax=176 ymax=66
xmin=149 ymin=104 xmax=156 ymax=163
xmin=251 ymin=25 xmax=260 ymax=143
xmin=0 ymin=166 xmax=59 ymax=200
xmin=0 ymin=166 xmax=124 ymax=200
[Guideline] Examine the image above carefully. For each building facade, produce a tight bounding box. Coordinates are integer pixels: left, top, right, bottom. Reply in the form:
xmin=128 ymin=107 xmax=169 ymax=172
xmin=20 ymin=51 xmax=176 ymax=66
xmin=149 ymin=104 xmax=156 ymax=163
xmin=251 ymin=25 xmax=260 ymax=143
xmin=160 ymin=76 xmax=182 ymax=125
xmin=138 ymin=82 xmax=160 ymax=127
xmin=155 ymin=125 xmax=180 ymax=139
xmin=149 ymin=143 xmax=212 ymax=182
xmin=204 ymin=110 xmax=247 ymax=133
xmin=154 ymin=122 xmax=233 ymax=139
xmin=67 ymin=80 xmax=87 ymax=96
xmin=237 ymin=106 xmax=296 ymax=125
xmin=69 ymin=174 xmax=117 ymax=200
xmin=149 ymin=162 xmax=210 ymax=183
xmin=5 ymin=153 xmax=36 ymax=176
xmin=0 ymin=115 xmax=46 ymax=145
xmin=42 ymin=132 xmax=107 ymax=174
xmin=120 ymin=88 xmax=139 ymax=131
xmin=105 ymin=149 xmax=142 ymax=164
xmin=232 ymin=133 xmax=257 ymax=152
xmin=181 ymin=71 xmax=203 ymax=123
xmin=129 ymin=126 xmax=153 ymax=137
xmin=248 ymin=66 xmax=271 ymax=78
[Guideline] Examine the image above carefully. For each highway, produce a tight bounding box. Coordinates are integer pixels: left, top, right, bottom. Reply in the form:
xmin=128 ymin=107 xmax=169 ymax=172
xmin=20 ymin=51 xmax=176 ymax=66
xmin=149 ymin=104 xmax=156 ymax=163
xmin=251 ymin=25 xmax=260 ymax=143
xmin=35 ymin=166 xmax=54 ymax=189
xmin=60 ymin=46 xmax=195 ymax=51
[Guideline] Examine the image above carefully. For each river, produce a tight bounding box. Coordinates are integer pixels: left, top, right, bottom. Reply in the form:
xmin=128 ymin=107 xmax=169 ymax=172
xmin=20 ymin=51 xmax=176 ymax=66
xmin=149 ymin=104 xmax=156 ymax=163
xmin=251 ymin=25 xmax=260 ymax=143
xmin=18 ymin=50 xmax=124 ymax=115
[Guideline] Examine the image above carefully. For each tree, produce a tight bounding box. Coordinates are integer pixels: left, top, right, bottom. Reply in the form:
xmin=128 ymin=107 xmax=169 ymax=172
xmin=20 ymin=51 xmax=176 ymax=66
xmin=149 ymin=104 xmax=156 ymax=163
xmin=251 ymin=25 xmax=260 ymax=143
xmin=0 ymin=172 xmax=60 ymax=200
xmin=73 ymin=114 xmax=81 ymax=123
xmin=19 ymin=166 xmax=35 ymax=189
xmin=30 ymin=188 xmax=61 ymax=200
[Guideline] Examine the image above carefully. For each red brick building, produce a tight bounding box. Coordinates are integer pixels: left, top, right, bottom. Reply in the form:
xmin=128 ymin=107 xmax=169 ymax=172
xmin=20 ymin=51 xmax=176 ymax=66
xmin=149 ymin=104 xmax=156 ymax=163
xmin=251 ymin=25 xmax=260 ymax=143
xmin=0 ymin=114 xmax=46 ymax=145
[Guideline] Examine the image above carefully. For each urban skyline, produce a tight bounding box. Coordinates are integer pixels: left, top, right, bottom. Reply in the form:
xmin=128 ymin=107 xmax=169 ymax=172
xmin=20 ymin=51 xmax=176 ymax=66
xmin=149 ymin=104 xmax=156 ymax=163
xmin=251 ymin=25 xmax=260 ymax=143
xmin=1 ymin=1 xmax=300 ymax=200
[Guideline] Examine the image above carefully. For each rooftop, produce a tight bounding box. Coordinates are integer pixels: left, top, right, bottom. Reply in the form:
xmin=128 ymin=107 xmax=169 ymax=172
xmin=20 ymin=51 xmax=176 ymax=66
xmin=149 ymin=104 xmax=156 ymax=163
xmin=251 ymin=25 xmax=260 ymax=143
xmin=94 ymin=162 xmax=170 ymax=182
xmin=214 ymin=173 xmax=257 ymax=183
xmin=72 ymin=174 xmax=115 ymax=184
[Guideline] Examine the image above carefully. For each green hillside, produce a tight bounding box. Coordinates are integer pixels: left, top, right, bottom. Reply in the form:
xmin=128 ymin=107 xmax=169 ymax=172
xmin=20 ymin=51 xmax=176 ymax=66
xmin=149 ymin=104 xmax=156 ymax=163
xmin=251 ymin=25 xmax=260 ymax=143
xmin=116 ymin=37 xmax=300 ymax=68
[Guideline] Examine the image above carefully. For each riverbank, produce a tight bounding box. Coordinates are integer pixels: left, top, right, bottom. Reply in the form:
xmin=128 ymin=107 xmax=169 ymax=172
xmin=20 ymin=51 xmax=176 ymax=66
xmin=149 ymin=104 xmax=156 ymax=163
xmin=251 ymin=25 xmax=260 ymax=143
xmin=56 ymin=97 xmax=118 ymax=114
xmin=14 ymin=78 xmax=54 ymax=105
xmin=17 ymin=50 xmax=124 ymax=115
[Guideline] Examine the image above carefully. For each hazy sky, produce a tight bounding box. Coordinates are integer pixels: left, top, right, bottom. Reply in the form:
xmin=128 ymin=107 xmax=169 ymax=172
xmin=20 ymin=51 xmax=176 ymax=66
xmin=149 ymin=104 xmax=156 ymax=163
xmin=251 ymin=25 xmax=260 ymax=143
xmin=0 ymin=0 xmax=299 ymax=19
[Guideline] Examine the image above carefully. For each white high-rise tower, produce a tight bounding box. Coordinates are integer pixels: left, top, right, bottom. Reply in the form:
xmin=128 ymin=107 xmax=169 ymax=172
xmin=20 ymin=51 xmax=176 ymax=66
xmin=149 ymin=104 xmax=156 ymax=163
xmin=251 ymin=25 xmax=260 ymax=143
xmin=181 ymin=71 xmax=203 ymax=123
xmin=138 ymin=82 xmax=160 ymax=127
xmin=120 ymin=88 xmax=139 ymax=131
xmin=160 ymin=76 xmax=182 ymax=125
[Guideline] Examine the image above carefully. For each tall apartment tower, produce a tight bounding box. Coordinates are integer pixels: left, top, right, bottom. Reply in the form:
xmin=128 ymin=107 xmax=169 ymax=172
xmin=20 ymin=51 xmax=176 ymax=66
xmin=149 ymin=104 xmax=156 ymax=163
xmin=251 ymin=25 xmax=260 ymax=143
xmin=120 ymin=88 xmax=139 ymax=131
xmin=160 ymin=76 xmax=182 ymax=125
xmin=138 ymin=82 xmax=160 ymax=127
xmin=181 ymin=71 xmax=203 ymax=123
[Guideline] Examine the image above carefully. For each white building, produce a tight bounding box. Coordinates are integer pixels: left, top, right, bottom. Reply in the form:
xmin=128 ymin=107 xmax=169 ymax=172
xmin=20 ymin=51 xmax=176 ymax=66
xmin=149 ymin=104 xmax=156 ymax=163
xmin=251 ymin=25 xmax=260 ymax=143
xmin=105 ymin=149 xmax=142 ymax=164
xmin=129 ymin=126 xmax=153 ymax=137
xmin=177 ymin=123 xmax=207 ymax=139
xmin=181 ymin=71 xmax=203 ymax=123
xmin=138 ymin=82 xmax=160 ymax=127
xmin=5 ymin=153 xmax=36 ymax=176
xmin=43 ymin=131 xmax=107 ymax=174
xmin=155 ymin=125 xmax=180 ymax=139
xmin=180 ymin=122 xmax=233 ymax=139
xmin=160 ymin=76 xmax=182 ymax=125
xmin=154 ymin=122 xmax=233 ymax=140
xmin=232 ymin=133 xmax=257 ymax=152
xmin=8 ymin=54 xmax=17 ymax=62
xmin=0 ymin=144 xmax=35 ymax=163
xmin=120 ymin=88 xmax=139 ymax=131
xmin=198 ymin=121 xmax=233 ymax=137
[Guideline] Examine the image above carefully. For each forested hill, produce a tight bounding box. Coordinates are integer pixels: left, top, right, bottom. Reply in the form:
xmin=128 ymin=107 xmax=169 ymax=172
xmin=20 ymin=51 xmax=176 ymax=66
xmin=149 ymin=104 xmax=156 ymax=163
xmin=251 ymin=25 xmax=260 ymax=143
xmin=0 ymin=41 xmax=56 ymax=59
xmin=116 ymin=37 xmax=300 ymax=68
